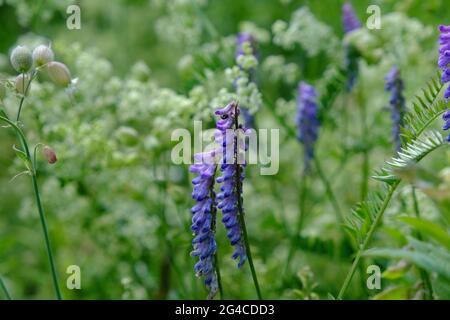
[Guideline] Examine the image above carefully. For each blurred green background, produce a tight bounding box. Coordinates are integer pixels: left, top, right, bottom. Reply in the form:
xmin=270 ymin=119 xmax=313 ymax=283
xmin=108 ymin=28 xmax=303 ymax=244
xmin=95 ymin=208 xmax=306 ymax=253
xmin=1 ymin=0 xmax=450 ymax=300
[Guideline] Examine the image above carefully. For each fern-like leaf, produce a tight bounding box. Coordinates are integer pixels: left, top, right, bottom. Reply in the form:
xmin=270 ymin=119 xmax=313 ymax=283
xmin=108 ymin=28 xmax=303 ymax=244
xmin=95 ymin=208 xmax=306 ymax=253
xmin=373 ymin=131 xmax=444 ymax=183
xmin=402 ymin=72 xmax=448 ymax=143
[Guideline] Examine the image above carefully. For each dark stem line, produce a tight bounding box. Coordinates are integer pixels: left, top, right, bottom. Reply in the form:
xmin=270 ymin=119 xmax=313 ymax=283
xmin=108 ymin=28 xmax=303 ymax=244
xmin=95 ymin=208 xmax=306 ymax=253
xmin=31 ymin=172 xmax=62 ymax=300
xmin=337 ymin=181 xmax=400 ymax=299
xmin=0 ymin=277 xmax=12 ymax=300
xmin=214 ymin=254 xmax=223 ymax=300
xmin=0 ymin=115 xmax=62 ymax=299
xmin=357 ymin=82 xmax=369 ymax=201
xmin=234 ymin=103 xmax=262 ymax=300
xmin=314 ymin=157 xmax=344 ymax=224
xmin=284 ymin=171 xmax=307 ymax=275
xmin=16 ymin=71 xmax=35 ymax=122
xmin=209 ymin=168 xmax=223 ymax=300
xmin=411 ymin=187 xmax=434 ymax=300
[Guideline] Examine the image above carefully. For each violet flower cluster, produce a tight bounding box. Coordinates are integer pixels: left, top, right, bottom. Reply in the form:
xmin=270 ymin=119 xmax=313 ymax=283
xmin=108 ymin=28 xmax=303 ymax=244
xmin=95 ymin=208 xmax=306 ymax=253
xmin=296 ymin=82 xmax=320 ymax=171
xmin=438 ymin=25 xmax=450 ymax=141
xmin=384 ymin=67 xmax=406 ymax=151
xmin=190 ymin=150 xmax=218 ymax=298
xmin=215 ymin=102 xmax=247 ymax=268
xmin=189 ymin=101 xmax=249 ymax=297
xmin=342 ymin=2 xmax=361 ymax=91
xmin=342 ymin=2 xmax=362 ymax=34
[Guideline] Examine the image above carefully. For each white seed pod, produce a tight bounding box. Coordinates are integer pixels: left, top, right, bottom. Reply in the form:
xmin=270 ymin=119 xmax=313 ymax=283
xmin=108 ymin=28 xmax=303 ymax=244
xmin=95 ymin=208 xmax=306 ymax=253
xmin=32 ymin=45 xmax=54 ymax=66
xmin=14 ymin=74 xmax=30 ymax=94
xmin=46 ymin=61 xmax=71 ymax=87
xmin=10 ymin=45 xmax=33 ymax=73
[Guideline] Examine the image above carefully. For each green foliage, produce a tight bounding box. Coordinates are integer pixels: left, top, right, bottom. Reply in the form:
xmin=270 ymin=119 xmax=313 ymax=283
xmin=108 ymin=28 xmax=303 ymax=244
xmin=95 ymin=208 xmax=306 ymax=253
xmin=1 ymin=0 xmax=450 ymax=300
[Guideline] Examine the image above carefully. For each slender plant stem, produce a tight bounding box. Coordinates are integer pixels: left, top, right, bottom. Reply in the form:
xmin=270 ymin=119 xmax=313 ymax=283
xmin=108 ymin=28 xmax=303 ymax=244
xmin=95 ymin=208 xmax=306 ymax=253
xmin=0 ymin=115 xmax=62 ymax=299
xmin=337 ymin=181 xmax=400 ymax=299
xmin=314 ymin=157 xmax=344 ymax=224
xmin=214 ymin=254 xmax=223 ymax=300
xmin=238 ymin=208 xmax=262 ymax=300
xmin=31 ymin=172 xmax=62 ymax=300
xmin=233 ymin=104 xmax=262 ymax=300
xmin=0 ymin=277 xmax=12 ymax=300
xmin=209 ymin=168 xmax=223 ymax=300
xmin=359 ymin=87 xmax=369 ymax=200
xmin=284 ymin=172 xmax=307 ymax=275
xmin=16 ymin=71 xmax=35 ymax=122
xmin=411 ymin=187 xmax=434 ymax=300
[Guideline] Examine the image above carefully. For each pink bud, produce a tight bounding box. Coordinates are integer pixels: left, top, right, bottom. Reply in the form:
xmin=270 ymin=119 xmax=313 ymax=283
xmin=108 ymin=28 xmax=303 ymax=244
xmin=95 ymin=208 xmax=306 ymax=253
xmin=43 ymin=146 xmax=57 ymax=164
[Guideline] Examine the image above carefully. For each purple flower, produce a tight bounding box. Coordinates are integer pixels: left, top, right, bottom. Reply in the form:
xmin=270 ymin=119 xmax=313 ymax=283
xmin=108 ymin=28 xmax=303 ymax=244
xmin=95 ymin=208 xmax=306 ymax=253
xmin=342 ymin=3 xmax=361 ymax=91
xmin=297 ymin=82 xmax=319 ymax=171
xmin=385 ymin=67 xmax=406 ymax=151
xmin=190 ymin=150 xmax=218 ymax=298
xmin=342 ymin=2 xmax=362 ymax=34
xmin=443 ymin=110 xmax=450 ymax=142
xmin=215 ymin=101 xmax=247 ymax=268
xmin=438 ymin=25 xmax=450 ymax=141
xmin=236 ymin=33 xmax=258 ymax=128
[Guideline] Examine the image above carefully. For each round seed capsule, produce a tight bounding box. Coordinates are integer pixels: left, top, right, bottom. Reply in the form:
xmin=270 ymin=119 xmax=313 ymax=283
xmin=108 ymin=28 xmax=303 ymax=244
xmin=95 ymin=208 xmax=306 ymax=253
xmin=14 ymin=74 xmax=30 ymax=94
xmin=46 ymin=61 xmax=71 ymax=87
xmin=10 ymin=45 xmax=33 ymax=73
xmin=32 ymin=45 xmax=54 ymax=66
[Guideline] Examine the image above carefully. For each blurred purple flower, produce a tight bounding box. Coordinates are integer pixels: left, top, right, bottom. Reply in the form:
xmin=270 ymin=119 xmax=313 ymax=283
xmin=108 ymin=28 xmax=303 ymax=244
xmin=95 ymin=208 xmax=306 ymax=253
xmin=438 ymin=25 xmax=450 ymax=141
xmin=342 ymin=3 xmax=361 ymax=91
xmin=296 ymin=82 xmax=319 ymax=171
xmin=215 ymin=101 xmax=247 ymax=268
xmin=190 ymin=149 xmax=218 ymax=298
xmin=385 ymin=67 xmax=406 ymax=151
xmin=342 ymin=2 xmax=362 ymax=34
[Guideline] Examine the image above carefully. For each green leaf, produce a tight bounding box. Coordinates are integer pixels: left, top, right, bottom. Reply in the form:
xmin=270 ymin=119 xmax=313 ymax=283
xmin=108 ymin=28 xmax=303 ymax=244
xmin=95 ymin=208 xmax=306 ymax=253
xmin=12 ymin=144 xmax=32 ymax=171
xmin=372 ymin=285 xmax=410 ymax=300
xmin=364 ymin=237 xmax=450 ymax=281
xmin=398 ymin=216 xmax=450 ymax=250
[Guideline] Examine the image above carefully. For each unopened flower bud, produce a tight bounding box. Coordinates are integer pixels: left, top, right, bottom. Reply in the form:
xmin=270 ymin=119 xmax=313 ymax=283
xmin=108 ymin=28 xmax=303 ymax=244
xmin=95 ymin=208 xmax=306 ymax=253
xmin=14 ymin=74 xmax=30 ymax=94
xmin=32 ymin=45 xmax=54 ymax=66
xmin=46 ymin=61 xmax=71 ymax=87
xmin=43 ymin=146 xmax=57 ymax=164
xmin=10 ymin=45 xmax=33 ymax=73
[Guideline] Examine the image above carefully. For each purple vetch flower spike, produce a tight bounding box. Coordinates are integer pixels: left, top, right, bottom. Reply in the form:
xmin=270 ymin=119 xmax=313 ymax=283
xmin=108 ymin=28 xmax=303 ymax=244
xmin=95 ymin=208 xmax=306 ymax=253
xmin=342 ymin=2 xmax=362 ymax=91
xmin=438 ymin=25 xmax=450 ymax=141
xmin=215 ymin=101 xmax=248 ymax=268
xmin=189 ymin=149 xmax=219 ymax=298
xmin=342 ymin=2 xmax=362 ymax=34
xmin=296 ymin=82 xmax=320 ymax=171
xmin=384 ymin=67 xmax=406 ymax=151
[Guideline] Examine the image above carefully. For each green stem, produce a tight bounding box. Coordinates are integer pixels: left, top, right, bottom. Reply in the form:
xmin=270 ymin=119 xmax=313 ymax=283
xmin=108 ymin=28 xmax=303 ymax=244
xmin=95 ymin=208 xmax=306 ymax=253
xmin=0 ymin=115 xmax=62 ymax=300
xmin=238 ymin=207 xmax=263 ymax=300
xmin=337 ymin=181 xmax=400 ymax=299
xmin=314 ymin=157 xmax=344 ymax=224
xmin=16 ymin=71 xmax=35 ymax=122
xmin=31 ymin=172 xmax=62 ymax=300
xmin=214 ymin=254 xmax=223 ymax=300
xmin=233 ymin=104 xmax=262 ymax=300
xmin=209 ymin=169 xmax=223 ymax=300
xmin=0 ymin=277 xmax=12 ymax=300
xmin=411 ymin=187 xmax=434 ymax=300
xmin=359 ymin=88 xmax=369 ymax=200
xmin=284 ymin=172 xmax=307 ymax=275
